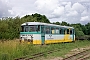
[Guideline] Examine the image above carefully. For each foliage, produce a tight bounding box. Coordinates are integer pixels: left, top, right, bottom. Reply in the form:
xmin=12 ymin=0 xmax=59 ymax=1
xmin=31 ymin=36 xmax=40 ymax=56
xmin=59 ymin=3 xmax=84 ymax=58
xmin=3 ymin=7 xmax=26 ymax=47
xmin=85 ymin=23 xmax=90 ymax=35
xmin=31 ymin=13 xmax=50 ymax=23
xmin=52 ymin=22 xmax=61 ymax=25
xmin=70 ymin=23 xmax=90 ymax=39
xmin=0 ymin=13 xmax=90 ymax=40
xmin=61 ymin=21 xmax=70 ymax=26
xmin=0 ymin=13 xmax=50 ymax=39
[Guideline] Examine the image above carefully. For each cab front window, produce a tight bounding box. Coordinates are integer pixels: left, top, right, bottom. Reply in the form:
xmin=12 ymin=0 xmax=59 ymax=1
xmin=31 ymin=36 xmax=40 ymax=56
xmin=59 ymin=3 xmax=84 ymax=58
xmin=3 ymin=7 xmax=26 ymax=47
xmin=21 ymin=25 xmax=40 ymax=32
xmin=25 ymin=26 xmax=29 ymax=32
xmin=29 ymin=26 xmax=37 ymax=32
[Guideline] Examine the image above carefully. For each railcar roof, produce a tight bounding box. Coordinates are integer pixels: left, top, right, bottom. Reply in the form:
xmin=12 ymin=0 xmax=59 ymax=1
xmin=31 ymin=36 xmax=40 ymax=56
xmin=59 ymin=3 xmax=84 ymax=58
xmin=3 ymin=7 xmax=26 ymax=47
xmin=21 ymin=22 xmax=74 ymax=29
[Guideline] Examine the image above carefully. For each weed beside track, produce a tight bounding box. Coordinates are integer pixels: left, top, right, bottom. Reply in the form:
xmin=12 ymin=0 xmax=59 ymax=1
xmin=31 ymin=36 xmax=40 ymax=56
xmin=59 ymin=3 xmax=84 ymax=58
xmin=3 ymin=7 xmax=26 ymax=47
xmin=0 ymin=40 xmax=90 ymax=60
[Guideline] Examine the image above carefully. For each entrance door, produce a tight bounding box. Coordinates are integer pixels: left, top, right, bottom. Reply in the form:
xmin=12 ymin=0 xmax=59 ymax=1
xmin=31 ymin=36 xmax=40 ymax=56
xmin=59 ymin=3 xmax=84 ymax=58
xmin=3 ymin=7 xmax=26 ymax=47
xmin=41 ymin=26 xmax=45 ymax=44
xmin=64 ymin=29 xmax=70 ymax=40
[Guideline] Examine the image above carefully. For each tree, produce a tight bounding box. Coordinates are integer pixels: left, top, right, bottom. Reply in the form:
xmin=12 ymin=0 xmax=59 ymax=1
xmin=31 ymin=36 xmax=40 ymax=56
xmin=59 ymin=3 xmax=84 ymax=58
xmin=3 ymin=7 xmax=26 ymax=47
xmin=81 ymin=25 xmax=87 ymax=35
xmin=85 ymin=23 xmax=90 ymax=35
xmin=61 ymin=21 xmax=70 ymax=26
xmin=52 ymin=22 xmax=61 ymax=25
xmin=0 ymin=13 xmax=89 ymax=40
xmin=32 ymin=13 xmax=50 ymax=23
xmin=0 ymin=13 xmax=51 ymax=40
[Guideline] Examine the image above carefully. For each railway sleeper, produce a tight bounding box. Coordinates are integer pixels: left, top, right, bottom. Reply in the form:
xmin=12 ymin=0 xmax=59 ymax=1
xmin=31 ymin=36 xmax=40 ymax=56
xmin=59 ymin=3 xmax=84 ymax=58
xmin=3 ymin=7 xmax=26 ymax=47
xmin=62 ymin=49 xmax=90 ymax=60
xmin=77 ymin=54 xmax=90 ymax=60
xmin=14 ymin=49 xmax=61 ymax=60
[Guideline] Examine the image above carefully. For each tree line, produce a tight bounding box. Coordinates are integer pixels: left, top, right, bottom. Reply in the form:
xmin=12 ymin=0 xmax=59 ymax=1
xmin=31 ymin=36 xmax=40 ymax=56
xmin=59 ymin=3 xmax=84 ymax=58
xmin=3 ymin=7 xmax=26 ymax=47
xmin=0 ymin=13 xmax=90 ymax=40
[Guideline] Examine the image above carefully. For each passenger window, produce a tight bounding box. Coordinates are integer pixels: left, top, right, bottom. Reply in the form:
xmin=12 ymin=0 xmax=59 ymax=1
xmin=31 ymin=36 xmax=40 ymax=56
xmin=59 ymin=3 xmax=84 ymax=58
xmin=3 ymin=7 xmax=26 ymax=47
xmin=67 ymin=29 xmax=69 ymax=34
xmin=70 ymin=29 xmax=72 ymax=34
xmin=59 ymin=29 xmax=61 ymax=34
xmin=55 ymin=28 xmax=59 ymax=34
xmin=59 ymin=29 xmax=63 ymax=34
xmin=51 ymin=27 xmax=55 ymax=34
xmin=37 ymin=25 xmax=40 ymax=31
xmin=72 ymin=29 xmax=74 ymax=34
xmin=45 ymin=27 xmax=50 ymax=34
xmin=63 ymin=29 xmax=65 ymax=34
xmin=30 ymin=26 xmax=37 ymax=32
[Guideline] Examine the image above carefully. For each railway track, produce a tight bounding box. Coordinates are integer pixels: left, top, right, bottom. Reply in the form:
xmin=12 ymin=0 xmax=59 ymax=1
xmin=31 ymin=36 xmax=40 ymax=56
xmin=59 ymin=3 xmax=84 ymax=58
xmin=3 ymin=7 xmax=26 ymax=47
xmin=62 ymin=48 xmax=90 ymax=60
xmin=14 ymin=46 xmax=90 ymax=60
xmin=14 ymin=48 xmax=61 ymax=60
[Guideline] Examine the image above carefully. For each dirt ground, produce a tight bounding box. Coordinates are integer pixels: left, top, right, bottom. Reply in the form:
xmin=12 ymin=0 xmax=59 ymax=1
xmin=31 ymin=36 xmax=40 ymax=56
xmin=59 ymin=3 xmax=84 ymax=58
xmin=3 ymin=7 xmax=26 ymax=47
xmin=49 ymin=46 xmax=90 ymax=60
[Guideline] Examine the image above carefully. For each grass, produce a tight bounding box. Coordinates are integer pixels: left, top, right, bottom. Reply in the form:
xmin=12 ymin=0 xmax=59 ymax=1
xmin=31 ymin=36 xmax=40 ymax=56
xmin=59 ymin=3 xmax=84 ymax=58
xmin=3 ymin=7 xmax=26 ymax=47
xmin=0 ymin=40 xmax=90 ymax=60
xmin=40 ymin=40 xmax=90 ymax=60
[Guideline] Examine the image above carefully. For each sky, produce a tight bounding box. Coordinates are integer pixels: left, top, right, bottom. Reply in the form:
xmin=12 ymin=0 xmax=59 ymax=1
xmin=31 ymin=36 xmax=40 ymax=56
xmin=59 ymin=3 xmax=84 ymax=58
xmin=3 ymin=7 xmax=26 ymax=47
xmin=0 ymin=0 xmax=90 ymax=24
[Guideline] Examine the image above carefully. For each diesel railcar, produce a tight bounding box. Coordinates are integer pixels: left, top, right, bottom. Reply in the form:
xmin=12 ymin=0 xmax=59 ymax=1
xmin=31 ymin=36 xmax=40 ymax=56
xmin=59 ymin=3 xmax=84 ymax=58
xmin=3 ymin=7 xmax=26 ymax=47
xmin=20 ymin=22 xmax=75 ymax=44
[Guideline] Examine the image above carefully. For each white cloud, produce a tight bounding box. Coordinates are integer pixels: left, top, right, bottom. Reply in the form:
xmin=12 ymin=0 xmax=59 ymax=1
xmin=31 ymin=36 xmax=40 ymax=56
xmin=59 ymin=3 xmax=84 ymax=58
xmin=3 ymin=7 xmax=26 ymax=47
xmin=0 ymin=0 xmax=12 ymax=17
xmin=79 ymin=0 xmax=90 ymax=3
xmin=8 ymin=0 xmax=36 ymax=16
xmin=81 ymin=10 xmax=88 ymax=16
xmin=52 ymin=6 xmax=65 ymax=17
xmin=66 ymin=10 xmax=78 ymax=16
xmin=71 ymin=3 xmax=85 ymax=13
xmin=0 ymin=0 xmax=90 ymax=24
xmin=65 ymin=2 xmax=72 ymax=11
xmin=35 ymin=0 xmax=59 ymax=12
xmin=80 ymin=16 xmax=90 ymax=21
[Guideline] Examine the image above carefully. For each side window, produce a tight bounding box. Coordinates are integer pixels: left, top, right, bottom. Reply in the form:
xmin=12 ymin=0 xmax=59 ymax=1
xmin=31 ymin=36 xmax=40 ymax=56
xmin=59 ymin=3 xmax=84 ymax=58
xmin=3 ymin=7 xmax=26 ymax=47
xmin=67 ymin=29 xmax=69 ymax=34
xmin=59 ymin=28 xmax=63 ymax=34
xmin=55 ymin=28 xmax=59 ymax=34
xmin=59 ymin=29 xmax=62 ymax=34
xmin=59 ymin=29 xmax=61 ymax=34
xmin=51 ymin=27 xmax=55 ymax=34
xmin=37 ymin=25 xmax=40 ymax=31
xmin=73 ymin=29 xmax=75 ymax=34
xmin=63 ymin=29 xmax=65 ymax=34
xmin=70 ymin=29 xmax=72 ymax=34
xmin=45 ymin=27 xmax=50 ymax=34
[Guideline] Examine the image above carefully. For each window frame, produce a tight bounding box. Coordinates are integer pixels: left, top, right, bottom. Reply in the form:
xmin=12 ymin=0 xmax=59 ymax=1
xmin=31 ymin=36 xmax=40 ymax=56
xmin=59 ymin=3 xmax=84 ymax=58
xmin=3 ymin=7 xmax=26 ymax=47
xmin=45 ymin=26 xmax=50 ymax=34
xmin=51 ymin=27 xmax=55 ymax=34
